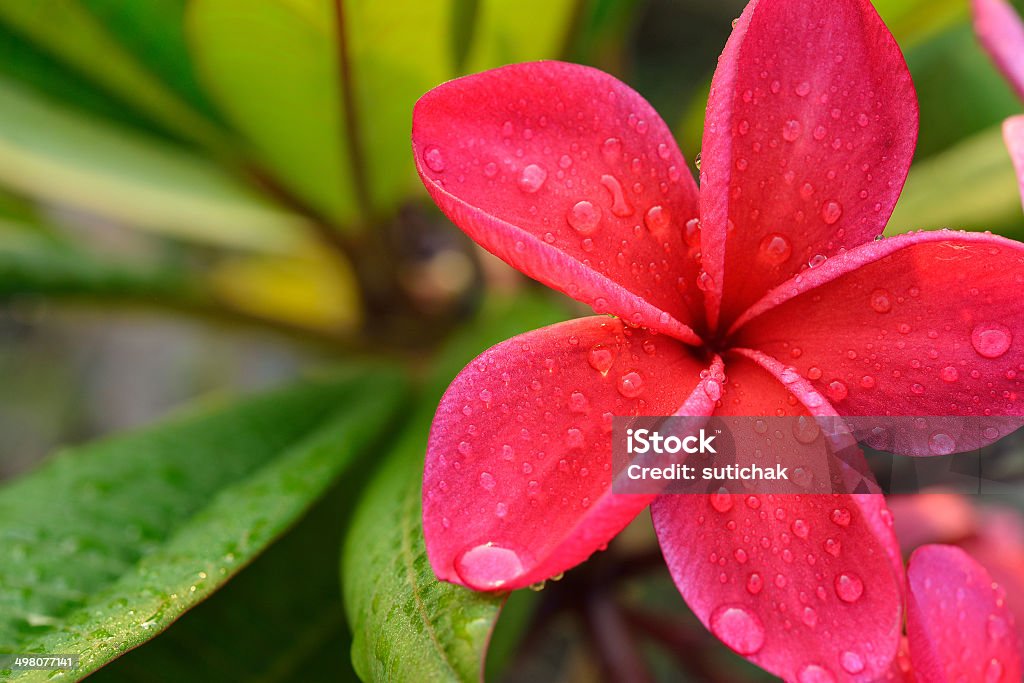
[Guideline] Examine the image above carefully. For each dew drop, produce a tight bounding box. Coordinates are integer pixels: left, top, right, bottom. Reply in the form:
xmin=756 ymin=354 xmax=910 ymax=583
xmin=971 ymin=323 xmax=1012 ymax=359
xmin=834 ymin=572 xmax=864 ymax=603
xmin=783 ymin=119 xmax=803 ymax=142
xmin=710 ymin=490 xmax=735 ymax=513
xmin=518 ymin=164 xmax=547 ymax=193
xmin=826 ymin=380 xmax=848 ymax=402
xmin=423 ymin=146 xmax=445 ymax=172
xmin=644 ymin=205 xmax=670 ymax=233
xmin=792 ymin=519 xmax=810 ymax=539
xmin=601 ymin=174 xmax=634 ymax=217
xmin=567 ymin=200 xmax=601 ymax=235
xmin=985 ymin=658 xmax=1004 ymax=683
xmin=796 ymin=81 xmax=812 ymax=97
xmin=588 ymin=345 xmax=615 ymax=375
xmin=840 ymin=651 xmax=865 ymax=674
xmin=928 ymin=431 xmax=956 ymax=456
xmin=940 ymin=365 xmax=959 ymax=382
xmin=479 ymin=472 xmax=496 ymax=491
xmin=454 ymin=543 xmax=524 ymax=589
xmin=684 ymin=218 xmax=702 ymax=247
xmin=798 ymin=664 xmax=836 ymax=683
xmin=759 ymin=233 xmax=793 ymax=265
xmin=617 ymin=371 xmax=645 ymax=398
xmin=830 ymin=508 xmax=851 ymax=527
xmin=709 ymin=605 xmax=765 ymax=655
xmin=569 ymin=391 xmax=589 ymax=413
xmin=821 ymin=201 xmax=843 ymax=225
xmin=869 ymin=288 xmax=892 ymax=313
xmin=747 ymin=572 xmax=764 ymax=595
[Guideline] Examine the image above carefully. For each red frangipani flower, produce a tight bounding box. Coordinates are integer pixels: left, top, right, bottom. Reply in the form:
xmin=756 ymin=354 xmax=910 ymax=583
xmin=973 ymin=0 xmax=1024 ymax=208
xmin=413 ymin=0 xmax=1024 ymax=680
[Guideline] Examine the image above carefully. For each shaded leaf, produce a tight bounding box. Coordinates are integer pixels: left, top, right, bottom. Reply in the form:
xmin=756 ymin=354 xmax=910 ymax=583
xmin=0 ymin=77 xmax=311 ymax=253
xmin=0 ymin=0 xmax=224 ymax=149
xmin=463 ymin=0 xmax=578 ymax=72
xmin=342 ymin=294 xmax=569 ymax=682
xmin=0 ymin=368 xmax=407 ymax=681
xmin=888 ymin=124 xmax=1023 ymax=236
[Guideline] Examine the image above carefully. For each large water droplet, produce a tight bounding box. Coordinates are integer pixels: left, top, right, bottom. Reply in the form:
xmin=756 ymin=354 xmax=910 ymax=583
xmin=759 ymin=233 xmax=793 ymax=265
xmin=455 ymin=543 xmax=524 ymax=589
xmin=423 ymin=146 xmax=445 ymax=172
xmin=840 ymin=651 xmax=865 ymax=674
xmin=783 ymin=119 xmax=803 ymax=142
xmin=834 ymin=572 xmax=864 ymax=603
xmin=567 ymin=200 xmax=601 ymax=235
xmin=821 ymin=201 xmax=843 ymax=225
xmin=971 ymin=323 xmax=1012 ymax=359
xmin=519 ymin=164 xmax=547 ymax=193
xmin=798 ymin=664 xmax=837 ymax=683
xmin=928 ymin=431 xmax=956 ymax=456
xmin=617 ymin=371 xmax=645 ymax=398
xmin=601 ymin=175 xmax=634 ymax=217
xmin=709 ymin=605 xmax=765 ymax=655
xmin=644 ymin=205 xmax=670 ymax=233
xmin=869 ymin=288 xmax=892 ymax=313
xmin=588 ymin=345 xmax=615 ymax=375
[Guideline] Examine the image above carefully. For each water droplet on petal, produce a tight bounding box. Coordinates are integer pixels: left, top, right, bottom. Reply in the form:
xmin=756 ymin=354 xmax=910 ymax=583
xmin=684 ymin=218 xmax=702 ymax=247
xmin=709 ymin=605 xmax=765 ymax=655
xmin=928 ymin=431 xmax=956 ymax=455
xmin=644 ymin=205 xmax=671 ymax=233
xmin=710 ymin=490 xmax=734 ymax=513
xmin=569 ymin=391 xmax=589 ymax=413
xmin=783 ymin=119 xmax=803 ymax=142
xmin=869 ymin=288 xmax=892 ymax=313
xmin=617 ymin=371 xmax=645 ymax=398
xmin=479 ymin=472 xmax=496 ymax=491
xmin=455 ymin=543 xmax=524 ymax=589
xmin=796 ymin=81 xmax=812 ymax=97
xmin=834 ymin=572 xmax=864 ymax=603
xmin=798 ymin=664 xmax=836 ymax=683
xmin=602 ymin=137 xmax=622 ymax=163
xmin=747 ymin=572 xmax=764 ymax=595
xmin=840 ymin=651 xmax=865 ymax=674
xmin=985 ymin=658 xmax=1004 ymax=683
xmin=588 ymin=345 xmax=615 ymax=375
xmin=423 ymin=146 xmax=445 ymax=172
xmin=518 ymin=164 xmax=547 ymax=193
xmin=821 ymin=201 xmax=843 ymax=225
xmin=826 ymin=380 xmax=848 ymax=402
xmin=759 ymin=233 xmax=793 ymax=265
xmin=830 ymin=508 xmax=851 ymax=527
xmin=567 ymin=200 xmax=601 ymax=235
xmin=972 ymin=323 xmax=1012 ymax=359
xmin=601 ymin=175 xmax=634 ymax=217
xmin=940 ymin=366 xmax=959 ymax=382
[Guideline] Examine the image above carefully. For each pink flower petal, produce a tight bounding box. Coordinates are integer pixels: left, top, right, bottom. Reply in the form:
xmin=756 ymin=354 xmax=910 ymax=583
xmin=1005 ymin=116 xmax=1024 ymax=213
xmin=700 ymin=0 xmax=917 ymax=330
xmin=651 ymin=354 xmax=904 ymax=682
xmin=423 ymin=317 xmax=717 ymax=591
xmin=906 ymin=544 xmax=1022 ymax=683
xmin=412 ymin=61 xmax=703 ymax=343
xmin=961 ymin=507 xmax=1024 ymax=632
xmin=887 ymin=492 xmax=978 ymax=554
xmin=973 ymin=0 xmax=1024 ymax=101
xmin=733 ymin=230 xmax=1024 ymax=455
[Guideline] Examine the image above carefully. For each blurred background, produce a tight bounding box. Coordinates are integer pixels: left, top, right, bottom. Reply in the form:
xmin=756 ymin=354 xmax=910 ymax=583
xmin=1 ymin=1 xmax=1023 ymax=681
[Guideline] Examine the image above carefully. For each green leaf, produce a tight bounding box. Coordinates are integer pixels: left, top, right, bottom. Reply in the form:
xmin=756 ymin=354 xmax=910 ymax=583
xmin=463 ymin=0 xmax=578 ymax=72
xmin=186 ymin=0 xmax=454 ymax=230
xmin=873 ymin=0 xmax=965 ymax=47
xmin=91 ymin=477 xmax=364 ymax=683
xmin=0 ymin=0 xmax=225 ymax=149
xmin=0 ymin=77 xmax=311 ymax=253
xmin=889 ymin=124 xmax=1024 ymax=237
xmin=0 ymin=218 xmax=198 ymax=301
xmin=0 ymin=367 xmax=408 ymax=681
xmin=342 ymin=294 xmax=568 ymax=683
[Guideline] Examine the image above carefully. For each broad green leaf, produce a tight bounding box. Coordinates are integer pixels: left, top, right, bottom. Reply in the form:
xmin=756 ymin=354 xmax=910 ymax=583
xmin=0 ymin=77 xmax=311 ymax=253
xmin=0 ymin=0 xmax=225 ymax=150
xmin=91 ymin=478 xmax=364 ymax=683
xmin=463 ymin=0 xmax=577 ymax=72
xmin=0 ymin=368 xmax=407 ymax=681
xmin=889 ymin=125 xmax=1024 ymax=237
xmin=186 ymin=0 xmax=359 ymax=230
xmin=907 ymin=23 xmax=1022 ymax=159
xmin=186 ymin=0 xmax=454 ymax=231
xmin=342 ymin=294 xmax=568 ymax=683
xmin=874 ymin=0 xmax=965 ymax=47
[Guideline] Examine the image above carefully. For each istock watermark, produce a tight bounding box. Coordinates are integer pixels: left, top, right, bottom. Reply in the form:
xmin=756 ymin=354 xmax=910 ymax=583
xmin=611 ymin=415 xmax=1024 ymax=495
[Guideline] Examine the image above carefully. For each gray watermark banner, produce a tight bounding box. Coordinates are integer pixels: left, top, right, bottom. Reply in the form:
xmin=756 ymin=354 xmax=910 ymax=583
xmin=611 ymin=415 xmax=1024 ymax=495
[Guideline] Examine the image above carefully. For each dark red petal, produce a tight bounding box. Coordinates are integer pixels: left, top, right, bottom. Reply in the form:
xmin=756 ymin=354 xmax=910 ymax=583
xmin=412 ymin=61 xmax=703 ymax=343
xmin=906 ymin=544 xmax=1022 ymax=683
xmin=973 ymin=0 xmax=1024 ymax=100
xmin=733 ymin=231 xmax=1024 ymax=455
xmin=1006 ymin=116 xmax=1024 ymax=212
xmin=651 ymin=354 xmax=904 ymax=682
xmin=423 ymin=317 xmax=716 ymax=591
xmin=700 ymin=0 xmax=917 ymax=330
